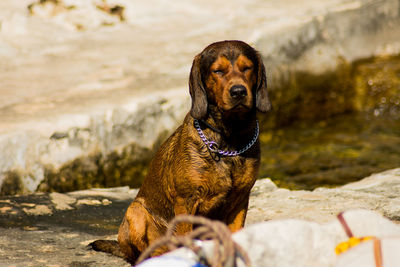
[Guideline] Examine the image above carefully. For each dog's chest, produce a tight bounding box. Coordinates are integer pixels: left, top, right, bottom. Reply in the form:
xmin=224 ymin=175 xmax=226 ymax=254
xmin=214 ymin=157 xmax=253 ymax=186
xmin=185 ymin=157 xmax=254 ymax=216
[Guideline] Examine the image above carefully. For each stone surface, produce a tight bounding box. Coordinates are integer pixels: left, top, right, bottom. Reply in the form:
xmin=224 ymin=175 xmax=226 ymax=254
xmin=0 ymin=168 xmax=399 ymax=266
xmin=1 ymin=0 xmax=400 ymax=193
xmin=0 ymin=227 xmax=131 ymax=267
xmin=247 ymin=168 xmax=400 ymax=224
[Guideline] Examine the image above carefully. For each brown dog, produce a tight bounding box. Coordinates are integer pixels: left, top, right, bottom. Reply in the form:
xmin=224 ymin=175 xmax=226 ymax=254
xmin=90 ymin=40 xmax=270 ymax=263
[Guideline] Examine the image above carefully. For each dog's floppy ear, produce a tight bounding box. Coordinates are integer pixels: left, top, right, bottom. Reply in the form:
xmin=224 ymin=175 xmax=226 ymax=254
xmin=189 ymin=54 xmax=208 ymax=119
xmin=255 ymin=52 xmax=271 ymax=113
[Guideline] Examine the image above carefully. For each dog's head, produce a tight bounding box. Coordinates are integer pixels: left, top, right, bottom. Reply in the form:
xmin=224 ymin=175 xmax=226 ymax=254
xmin=189 ymin=40 xmax=271 ymax=120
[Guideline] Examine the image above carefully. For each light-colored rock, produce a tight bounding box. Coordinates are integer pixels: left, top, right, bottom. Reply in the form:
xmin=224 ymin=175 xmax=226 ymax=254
xmin=76 ymin=198 xmax=103 ymax=206
xmin=50 ymin=192 xmax=76 ymax=210
xmin=68 ymin=186 xmax=138 ymax=201
xmin=0 ymin=206 xmax=12 ymax=214
xmin=247 ymin=168 xmax=400 ymax=224
xmin=1 ymin=0 xmax=400 ymax=193
xmin=22 ymin=204 xmax=52 ymax=215
xmin=102 ymin=198 xmax=112 ymax=205
xmin=20 ymin=203 xmax=36 ymax=208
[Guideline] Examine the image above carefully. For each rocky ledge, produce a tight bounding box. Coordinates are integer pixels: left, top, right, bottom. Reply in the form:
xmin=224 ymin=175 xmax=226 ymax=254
xmin=0 ymin=168 xmax=399 ymax=266
xmin=1 ymin=0 xmax=400 ymax=194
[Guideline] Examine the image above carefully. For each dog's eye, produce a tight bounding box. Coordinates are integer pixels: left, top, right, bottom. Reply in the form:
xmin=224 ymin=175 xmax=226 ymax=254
xmin=213 ymin=69 xmax=224 ymax=75
xmin=242 ymin=66 xmax=252 ymax=72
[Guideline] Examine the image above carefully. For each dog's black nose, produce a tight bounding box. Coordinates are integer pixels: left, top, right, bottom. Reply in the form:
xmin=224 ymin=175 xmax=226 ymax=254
xmin=230 ymin=85 xmax=247 ymax=99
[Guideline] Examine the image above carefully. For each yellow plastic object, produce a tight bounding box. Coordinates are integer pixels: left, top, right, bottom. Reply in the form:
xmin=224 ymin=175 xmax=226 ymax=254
xmin=335 ymin=236 xmax=375 ymax=255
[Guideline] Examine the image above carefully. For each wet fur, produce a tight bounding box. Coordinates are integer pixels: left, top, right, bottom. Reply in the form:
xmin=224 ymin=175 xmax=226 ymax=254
xmin=90 ymin=40 xmax=270 ymax=264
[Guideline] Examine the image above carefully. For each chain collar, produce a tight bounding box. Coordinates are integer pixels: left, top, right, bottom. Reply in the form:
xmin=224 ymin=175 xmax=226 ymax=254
xmin=193 ymin=119 xmax=259 ymax=157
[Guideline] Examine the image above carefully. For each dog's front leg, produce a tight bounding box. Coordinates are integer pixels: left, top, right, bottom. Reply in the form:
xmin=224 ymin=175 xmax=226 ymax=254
xmin=226 ymin=197 xmax=250 ymax=232
xmin=173 ymin=196 xmax=201 ymax=235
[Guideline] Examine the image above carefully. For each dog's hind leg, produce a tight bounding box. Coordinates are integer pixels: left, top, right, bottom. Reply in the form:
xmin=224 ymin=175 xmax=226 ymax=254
xmin=118 ymin=200 xmax=166 ymax=261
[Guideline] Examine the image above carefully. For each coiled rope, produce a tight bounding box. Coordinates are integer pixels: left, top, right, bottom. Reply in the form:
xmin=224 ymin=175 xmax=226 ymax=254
xmin=136 ymin=215 xmax=250 ymax=267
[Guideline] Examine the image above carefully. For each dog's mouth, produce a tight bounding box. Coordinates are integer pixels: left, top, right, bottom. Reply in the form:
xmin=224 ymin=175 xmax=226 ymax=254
xmin=232 ymin=94 xmax=253 ymax=109
xmin=225 ymin=102 xmax=252 ymax=113
xmin=233 ymin=102 xmax=250 ymax=109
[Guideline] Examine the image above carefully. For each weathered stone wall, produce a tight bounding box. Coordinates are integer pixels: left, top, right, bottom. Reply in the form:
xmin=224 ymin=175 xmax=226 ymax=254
xmin=1 ymin=0 xmax=399 ymax=194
